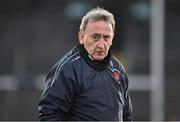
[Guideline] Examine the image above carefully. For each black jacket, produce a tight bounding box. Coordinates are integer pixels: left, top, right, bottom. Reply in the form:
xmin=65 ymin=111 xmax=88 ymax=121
xmin=38 ymin=44 xmax=133 ymax=121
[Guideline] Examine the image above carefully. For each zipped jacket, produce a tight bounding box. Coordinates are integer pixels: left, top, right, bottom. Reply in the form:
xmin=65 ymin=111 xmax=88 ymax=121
xmin=38 ymin=44 xmax=133 ymax=121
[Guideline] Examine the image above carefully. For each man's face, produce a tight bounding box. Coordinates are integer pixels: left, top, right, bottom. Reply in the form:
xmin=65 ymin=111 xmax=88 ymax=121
xmin=78 ymin=21 xmax=114 ymax=60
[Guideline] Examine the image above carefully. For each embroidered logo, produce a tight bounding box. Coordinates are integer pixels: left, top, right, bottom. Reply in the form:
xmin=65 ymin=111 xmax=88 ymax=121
xmin=113 ymin=69 xmax=121 ymax=81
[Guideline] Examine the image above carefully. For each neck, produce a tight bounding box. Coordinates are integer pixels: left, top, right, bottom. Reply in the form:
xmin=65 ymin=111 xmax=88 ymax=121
xmin=78 ymin=44 xmax=111 ymax=71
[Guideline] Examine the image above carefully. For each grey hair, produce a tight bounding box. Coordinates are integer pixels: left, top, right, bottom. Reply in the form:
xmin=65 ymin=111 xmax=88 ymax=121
xmin=79 ymin=7 xmax=115 ymax=32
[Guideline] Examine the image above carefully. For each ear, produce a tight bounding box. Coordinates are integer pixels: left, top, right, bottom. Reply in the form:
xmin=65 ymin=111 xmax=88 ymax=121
xmin=78 ymin=31 xmax=84 ymax=44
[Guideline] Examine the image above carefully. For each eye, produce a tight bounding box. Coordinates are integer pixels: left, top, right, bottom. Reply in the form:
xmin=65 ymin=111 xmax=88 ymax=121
xmin=104 ymin=35 xmax=111 ymax=42
xmin=92 ymin=35 xmax=100 ymax=42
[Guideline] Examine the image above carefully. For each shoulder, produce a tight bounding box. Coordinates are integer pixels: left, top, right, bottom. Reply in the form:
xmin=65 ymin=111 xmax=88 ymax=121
xmin=110 ymin=55 xmax=126 ymax=73
xmin=55 ymin=45 xmax=81 ymax=71
xmin=45 ymin=46 xmax=81 ymax=85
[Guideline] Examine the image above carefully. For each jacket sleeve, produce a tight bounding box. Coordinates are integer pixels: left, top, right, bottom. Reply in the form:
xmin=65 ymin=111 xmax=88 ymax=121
xmin=38 ymin=64 xmax=77 ymax=121
xmin=123 ymin=73 xmax=133 ymax=121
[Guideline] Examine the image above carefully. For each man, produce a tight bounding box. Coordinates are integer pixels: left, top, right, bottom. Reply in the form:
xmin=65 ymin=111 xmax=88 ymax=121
xmin=38 ymin=7 xmax=133 ymax=121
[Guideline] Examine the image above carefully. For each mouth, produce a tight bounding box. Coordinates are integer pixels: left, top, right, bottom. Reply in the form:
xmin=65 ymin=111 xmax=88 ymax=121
xmin=96 ymin=51 xmax=105 ymax=55
xmin=92 ymin=51 xmax=106 ymax=60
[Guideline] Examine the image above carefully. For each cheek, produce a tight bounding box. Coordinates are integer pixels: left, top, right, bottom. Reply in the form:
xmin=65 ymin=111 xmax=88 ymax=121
xmin=85 ymin=40 xmax=96 ymax=49
xmin=84 ymin=40 xmax=96 ymax=53
xmin=105 ymin=42 xmax=112 ymax=49
xmin=109 ymin=40 xmax=112 ymax=46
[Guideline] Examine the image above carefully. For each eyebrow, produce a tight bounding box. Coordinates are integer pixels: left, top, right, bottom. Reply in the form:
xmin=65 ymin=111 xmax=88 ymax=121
xmin=91 ymin=33 xmax=111 ymax=37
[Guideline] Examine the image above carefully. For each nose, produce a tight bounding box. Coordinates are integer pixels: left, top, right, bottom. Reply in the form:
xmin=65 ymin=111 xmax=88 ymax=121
xmin=97 ymin=41 xmax=104 ymax=48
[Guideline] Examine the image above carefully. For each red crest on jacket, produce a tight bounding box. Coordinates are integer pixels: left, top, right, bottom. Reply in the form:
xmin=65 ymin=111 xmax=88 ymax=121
xmin=113 ymin=70 xmax=121 ymax=81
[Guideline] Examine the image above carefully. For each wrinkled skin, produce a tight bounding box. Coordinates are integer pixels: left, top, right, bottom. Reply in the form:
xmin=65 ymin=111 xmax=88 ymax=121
xmin=78 ymin=21 xmax=114 ymax=60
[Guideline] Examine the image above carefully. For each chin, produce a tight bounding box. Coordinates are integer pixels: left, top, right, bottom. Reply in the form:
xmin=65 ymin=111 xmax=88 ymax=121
xmin=94 ymin=56 xmax=105 ymax=60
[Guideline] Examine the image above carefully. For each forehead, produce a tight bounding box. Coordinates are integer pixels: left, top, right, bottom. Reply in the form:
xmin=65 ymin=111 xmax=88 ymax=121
xmin=85 ymin=21 xmax=114 ymax=34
